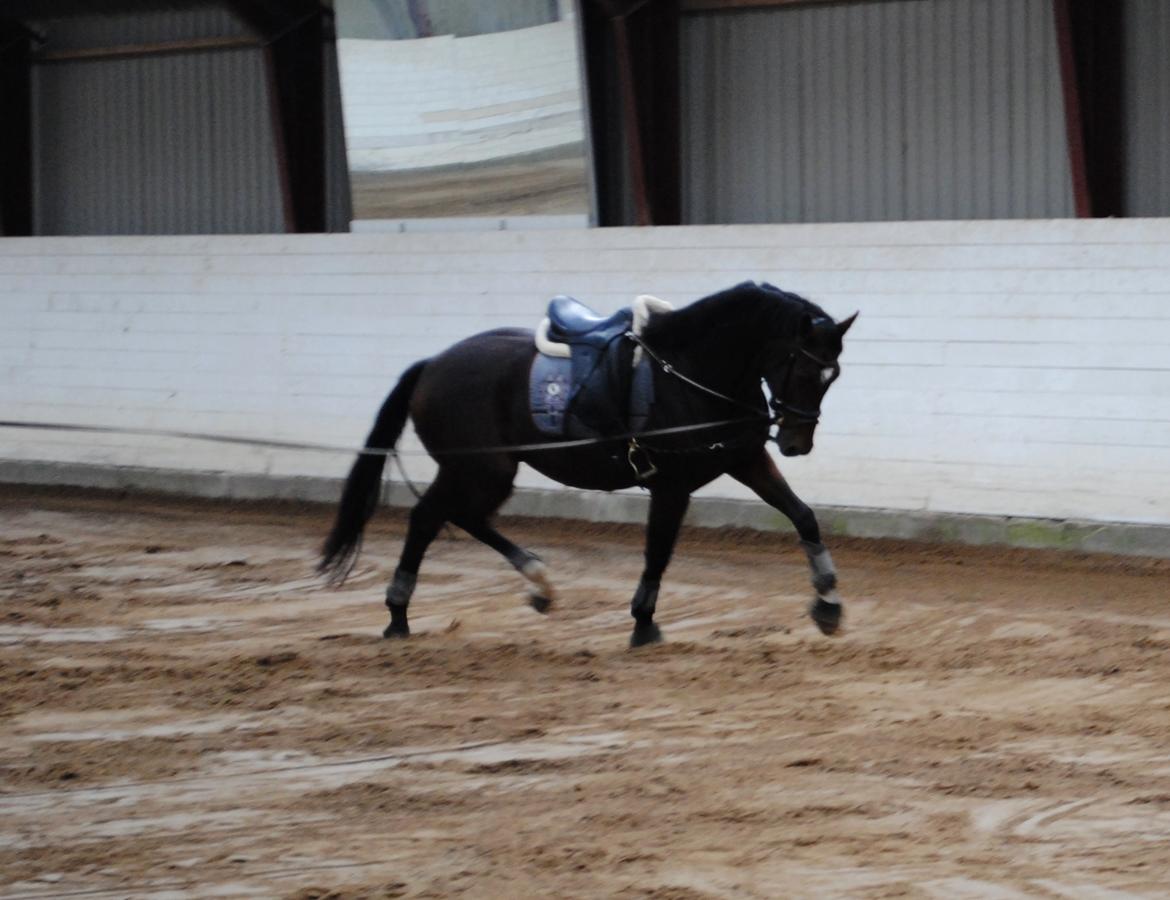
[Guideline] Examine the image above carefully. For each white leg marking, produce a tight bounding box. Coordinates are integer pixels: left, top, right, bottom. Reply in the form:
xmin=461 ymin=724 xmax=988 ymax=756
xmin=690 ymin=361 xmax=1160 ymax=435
xmin=521 ymin=559 xmax=557 ymax=605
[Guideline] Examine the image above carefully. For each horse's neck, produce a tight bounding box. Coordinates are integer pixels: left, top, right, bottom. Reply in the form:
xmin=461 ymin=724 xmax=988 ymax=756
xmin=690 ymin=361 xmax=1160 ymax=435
xmin=663 ymin=308 xmax=765 ymax=397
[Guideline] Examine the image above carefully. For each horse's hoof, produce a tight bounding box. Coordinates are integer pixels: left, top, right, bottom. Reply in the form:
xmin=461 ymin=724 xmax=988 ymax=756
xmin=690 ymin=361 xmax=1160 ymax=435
xmin=522 ymin=560 xmax=556 ymax=614
xmin=630 ymin=622 xmax=663 ymax=648
xmin=809 ymin=598 xmax=842 ymax=636
xmin=383 ymin=622 xmax=410 ymax=639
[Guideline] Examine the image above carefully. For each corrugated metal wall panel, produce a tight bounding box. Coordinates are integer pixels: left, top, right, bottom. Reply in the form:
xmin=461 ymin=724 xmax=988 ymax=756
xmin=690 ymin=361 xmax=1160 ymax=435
xmin=334 ymin=0 xmax=558 ymax=40
xmin=33 ymin=44 xmax=284 ymax=235
xmin=682 ymin=0 xmax=1074 ymax=225
xmin=27 ymin=5 xmax=249 ymax=50
xmin=1124 ymin=0 xmax=1170 ymax=217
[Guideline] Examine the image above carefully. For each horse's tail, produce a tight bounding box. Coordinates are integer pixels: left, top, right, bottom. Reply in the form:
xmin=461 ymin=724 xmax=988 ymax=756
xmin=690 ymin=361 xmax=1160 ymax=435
xmin=318 ymin=359 xmax=428 ymax=584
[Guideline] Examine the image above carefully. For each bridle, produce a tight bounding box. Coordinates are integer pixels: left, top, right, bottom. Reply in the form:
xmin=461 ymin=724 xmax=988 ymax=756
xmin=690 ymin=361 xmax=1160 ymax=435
xmin=767 ymin=347 xmax=841 ymax=427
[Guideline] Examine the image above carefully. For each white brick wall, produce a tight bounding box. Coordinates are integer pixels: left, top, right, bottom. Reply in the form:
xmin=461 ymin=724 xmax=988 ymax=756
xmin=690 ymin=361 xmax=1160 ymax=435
xmin=3 ymin=218 xmax=1170 ymax=527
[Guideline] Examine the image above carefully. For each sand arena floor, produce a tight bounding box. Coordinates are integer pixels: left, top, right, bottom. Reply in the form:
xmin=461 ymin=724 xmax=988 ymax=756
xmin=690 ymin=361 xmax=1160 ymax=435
xmin=2 ymin=486 xmax=1170 ymax=899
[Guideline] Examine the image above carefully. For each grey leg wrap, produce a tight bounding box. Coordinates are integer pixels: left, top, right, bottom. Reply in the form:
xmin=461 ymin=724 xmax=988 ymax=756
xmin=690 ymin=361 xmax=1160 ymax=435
xmin=631 ymin=580 xmax=660 ymax=621
xmin=385 ymin=570 xmax=417 ymax=609
xmin=801 ymin=540 xmax=840 ymax=601
xmin=509 ymin=548 xmax=555 ymax=613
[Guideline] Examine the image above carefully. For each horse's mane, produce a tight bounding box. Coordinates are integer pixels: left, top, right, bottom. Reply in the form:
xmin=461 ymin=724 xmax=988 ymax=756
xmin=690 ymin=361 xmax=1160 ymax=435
xmin=643 ymin=281 xmax=826 ymax=350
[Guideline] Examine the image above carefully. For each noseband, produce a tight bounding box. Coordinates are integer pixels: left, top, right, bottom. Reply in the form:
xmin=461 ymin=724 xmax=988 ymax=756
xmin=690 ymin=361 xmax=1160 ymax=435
xmin=769 ymin=347 xmax=840 ymax=427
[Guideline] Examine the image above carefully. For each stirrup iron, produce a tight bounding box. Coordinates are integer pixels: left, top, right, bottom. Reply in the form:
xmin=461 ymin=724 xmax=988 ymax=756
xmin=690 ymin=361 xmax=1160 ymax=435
xmin=627 ymin=439 xmax=657 ymax=481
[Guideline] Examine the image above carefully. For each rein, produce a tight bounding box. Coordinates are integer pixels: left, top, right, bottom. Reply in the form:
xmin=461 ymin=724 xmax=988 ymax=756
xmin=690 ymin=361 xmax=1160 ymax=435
xmin=625 ymin=332 xmax=839 ymax=430
xmin=624 ymin=332 xmax=772 ymax=421
xmin=620 ymin=331 xmax=774 ymax=472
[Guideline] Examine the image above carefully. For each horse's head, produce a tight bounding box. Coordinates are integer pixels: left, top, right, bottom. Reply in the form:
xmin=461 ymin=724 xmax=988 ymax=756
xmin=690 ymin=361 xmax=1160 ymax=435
xmin=764 ymin=308 xmax=857 ymax=457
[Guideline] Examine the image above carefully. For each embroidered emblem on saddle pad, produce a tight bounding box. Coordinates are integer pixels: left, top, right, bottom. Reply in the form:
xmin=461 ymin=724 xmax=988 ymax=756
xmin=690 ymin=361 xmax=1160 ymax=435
xmin=529 ymin=356 xmax=573 ymax=435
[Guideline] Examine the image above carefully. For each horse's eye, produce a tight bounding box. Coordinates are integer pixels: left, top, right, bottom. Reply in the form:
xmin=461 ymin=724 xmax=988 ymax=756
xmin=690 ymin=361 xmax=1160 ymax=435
xmin=820 ymin=368 xmax=835 ymax=385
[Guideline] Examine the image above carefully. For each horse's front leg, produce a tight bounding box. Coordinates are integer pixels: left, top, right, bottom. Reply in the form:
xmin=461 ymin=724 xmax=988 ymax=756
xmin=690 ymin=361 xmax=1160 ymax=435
xmin=729 ymin=450 xmax=842 ymax=635
xmin=630 ymin=487 xmax=691 ymax=648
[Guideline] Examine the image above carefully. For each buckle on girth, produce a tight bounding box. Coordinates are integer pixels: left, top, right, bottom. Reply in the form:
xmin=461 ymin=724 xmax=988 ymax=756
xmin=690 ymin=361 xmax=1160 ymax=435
xmin=627 ymin=439 xmax=657 ymax=482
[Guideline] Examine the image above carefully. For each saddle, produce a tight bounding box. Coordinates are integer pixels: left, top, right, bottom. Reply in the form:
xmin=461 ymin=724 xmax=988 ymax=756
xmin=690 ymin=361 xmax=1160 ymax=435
xmin=545 ymin=296 xmax=634 ymax=350
xmin=530 ymin=294 xmax=672 ymax=441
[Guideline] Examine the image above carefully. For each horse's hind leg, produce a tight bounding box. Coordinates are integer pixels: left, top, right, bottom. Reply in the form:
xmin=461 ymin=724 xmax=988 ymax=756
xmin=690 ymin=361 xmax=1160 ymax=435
xmin=445 ymin=460 xmax=558 ymax=613
xmin=458 ymin=519 xmax=557 ymax=613
xmin=388 ymin=458 xmax=555 ymax=637
xmin=383 ymin=477 xmax=454 ymax=638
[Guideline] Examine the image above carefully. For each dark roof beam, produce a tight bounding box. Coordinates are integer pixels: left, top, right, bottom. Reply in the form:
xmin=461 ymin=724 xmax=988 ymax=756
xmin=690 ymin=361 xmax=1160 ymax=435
xmin=0 ymin=17 xmax=33 ymax=235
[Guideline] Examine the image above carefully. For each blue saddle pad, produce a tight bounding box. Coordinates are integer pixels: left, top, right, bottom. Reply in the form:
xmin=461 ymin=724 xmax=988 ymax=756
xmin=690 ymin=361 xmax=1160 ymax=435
xmin=528 ymin=347 xmax=655 ymax=439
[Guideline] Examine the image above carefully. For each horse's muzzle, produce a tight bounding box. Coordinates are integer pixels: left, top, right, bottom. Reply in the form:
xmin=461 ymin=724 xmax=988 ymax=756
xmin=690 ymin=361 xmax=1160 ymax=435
xmin=776 ymin=425 xmax=814 ymax=457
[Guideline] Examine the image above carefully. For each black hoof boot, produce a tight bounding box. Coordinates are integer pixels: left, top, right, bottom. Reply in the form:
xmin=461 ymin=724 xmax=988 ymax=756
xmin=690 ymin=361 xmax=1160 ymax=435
xmin=809 ymin=598 xmax=842 ymax=636
xmin=383 ymin=607 xmax=410 ymax=639
xmin=630 ymin=621 xmax=663 ymax=648
xmin=528 ymin=594 xmax=552 ymax=615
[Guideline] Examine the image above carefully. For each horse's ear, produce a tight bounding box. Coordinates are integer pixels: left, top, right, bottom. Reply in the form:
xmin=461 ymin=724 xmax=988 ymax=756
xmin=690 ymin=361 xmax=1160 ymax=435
xmin=837 ymin=312 xmax=859 ymax=336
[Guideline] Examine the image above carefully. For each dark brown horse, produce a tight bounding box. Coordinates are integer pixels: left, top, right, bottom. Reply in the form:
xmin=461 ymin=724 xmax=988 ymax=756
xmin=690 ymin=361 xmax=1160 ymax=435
xmin=319 ymin=281 xmax=856 ymax=647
